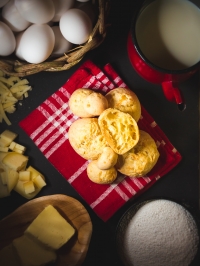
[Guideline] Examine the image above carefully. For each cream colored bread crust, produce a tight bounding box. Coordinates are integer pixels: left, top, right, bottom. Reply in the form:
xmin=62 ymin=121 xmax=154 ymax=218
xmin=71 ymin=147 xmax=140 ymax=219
xmin=97 ymin=147 xmax=118 ymax=170
xmin=69 ymin=88 xmax=93 ymax=117
xmin=117 ymin=130 xmax=160 ymax=177
xmin=105 ymin=88 xmax=141 ymax=122
xmin=87 ymin=160 xmax=117 ymax=184
xmin=98 ymin=108 xmax=140 ymax=155
xmin=83 ymin=92 xmax=108 ymax=116
xmin=68 ymin=118 xmax=108 ymax=160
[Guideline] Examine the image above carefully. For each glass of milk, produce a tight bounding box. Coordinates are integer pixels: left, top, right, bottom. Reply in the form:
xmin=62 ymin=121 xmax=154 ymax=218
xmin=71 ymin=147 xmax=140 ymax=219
xmin=128 ymin=0 xmax=200 ymax=111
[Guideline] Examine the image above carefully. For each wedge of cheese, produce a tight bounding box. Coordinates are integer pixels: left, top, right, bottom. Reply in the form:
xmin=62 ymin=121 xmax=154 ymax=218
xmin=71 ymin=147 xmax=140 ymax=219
xmin=0 ymin=244 xmax=20 ymax=266
xmin=12 ymin=235 xmax=56 ymax=266
xmin=25 ymin=205 xmax=75 ymax=250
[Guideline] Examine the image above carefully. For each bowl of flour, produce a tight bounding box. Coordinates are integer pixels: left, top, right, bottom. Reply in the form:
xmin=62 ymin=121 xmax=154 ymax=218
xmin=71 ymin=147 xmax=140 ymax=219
xmin=116 ymin=198 xmax=200 ymax=266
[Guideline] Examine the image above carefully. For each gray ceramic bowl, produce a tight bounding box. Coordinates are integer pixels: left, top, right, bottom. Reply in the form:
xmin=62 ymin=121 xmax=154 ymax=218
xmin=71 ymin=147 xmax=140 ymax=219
xmin=116 ymin=198 xmax=200 ymax=266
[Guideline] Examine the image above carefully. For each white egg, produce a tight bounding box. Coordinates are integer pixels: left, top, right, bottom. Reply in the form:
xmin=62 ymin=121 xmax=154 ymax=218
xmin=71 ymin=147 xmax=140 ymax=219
xmin=52 ymin=0 xmax=75 ymax=22
xmin=60 ymin=9 xmax=92 ymax=44
xmin=0 ymin=0 xmax=9 ymax=8
xmin=14 ymin=0 xmax=55 ymax=24
xmin=2 ymin=0 xmax=31 ymax=32
xmin=0 ymin=21 xmax=16 ymax=56
xmin=15 ymin=31 xmax=24 ymax=60
xmin=51 ymin=26 xmax=73 ymax=57
xmin=20 ymin=24 xmax=55 ymax=64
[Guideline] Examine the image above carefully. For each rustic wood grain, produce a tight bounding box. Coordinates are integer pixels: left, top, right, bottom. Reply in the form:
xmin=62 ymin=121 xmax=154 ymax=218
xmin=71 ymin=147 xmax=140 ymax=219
xmin=0 ymin=194 xmax=93 ymax=266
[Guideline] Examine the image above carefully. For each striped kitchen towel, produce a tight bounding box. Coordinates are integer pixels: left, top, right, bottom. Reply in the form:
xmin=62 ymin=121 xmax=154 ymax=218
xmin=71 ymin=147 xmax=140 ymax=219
xmin=19 ymin=60 xmax=182 ymax=221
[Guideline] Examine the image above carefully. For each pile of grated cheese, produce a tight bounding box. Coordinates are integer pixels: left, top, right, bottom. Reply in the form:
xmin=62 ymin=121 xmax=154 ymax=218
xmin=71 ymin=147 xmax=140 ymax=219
xmin=0 ymin=70 xmax=32 ymax=125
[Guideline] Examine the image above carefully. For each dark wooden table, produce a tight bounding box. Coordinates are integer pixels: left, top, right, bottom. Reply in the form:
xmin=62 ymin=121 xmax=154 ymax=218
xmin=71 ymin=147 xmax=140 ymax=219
xmin=0 ymin=0 xmax=199 ymax=265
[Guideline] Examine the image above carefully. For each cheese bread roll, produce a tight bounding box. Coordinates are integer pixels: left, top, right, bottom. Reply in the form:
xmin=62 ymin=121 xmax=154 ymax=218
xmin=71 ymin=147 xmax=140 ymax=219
xmin=117 ymin=130 xmax=160 ymax=177
xmin=105 ymin=88 xmax=141 ymax=122
xmin=87 ymin=160 xmax=117 ymax=184
xmin=69 ymin=88 xmax=93 ymax=117
xmin=68 ymin=118 xmax=108 ymax=160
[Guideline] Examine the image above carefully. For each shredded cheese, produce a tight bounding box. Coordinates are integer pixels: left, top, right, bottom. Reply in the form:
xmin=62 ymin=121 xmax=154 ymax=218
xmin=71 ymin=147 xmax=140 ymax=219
xmin=0 ymin=70 xmax=32 ymax=125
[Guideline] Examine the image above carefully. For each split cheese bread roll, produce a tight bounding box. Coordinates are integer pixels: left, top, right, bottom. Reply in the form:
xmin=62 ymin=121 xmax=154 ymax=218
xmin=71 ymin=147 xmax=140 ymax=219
xmin=68 ymin=118 xmax=108 ymax=160
xmin=105 ymin=88 xmax=141 ymax=122
xmin=98 ymin=108 xmax=139 ymax=155
xmin=117 ymin=130 xmax=160 ymax=177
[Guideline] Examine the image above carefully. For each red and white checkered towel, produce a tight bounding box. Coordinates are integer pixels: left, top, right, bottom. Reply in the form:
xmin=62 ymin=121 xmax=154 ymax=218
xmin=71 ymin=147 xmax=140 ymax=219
xmin=19 ymin=60 xmax=182 ymax=221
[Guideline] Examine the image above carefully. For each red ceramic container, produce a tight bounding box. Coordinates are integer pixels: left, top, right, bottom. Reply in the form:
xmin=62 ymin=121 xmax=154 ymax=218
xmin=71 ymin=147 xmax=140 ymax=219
xmin=127 ymin=0 xmax=200 ymax=110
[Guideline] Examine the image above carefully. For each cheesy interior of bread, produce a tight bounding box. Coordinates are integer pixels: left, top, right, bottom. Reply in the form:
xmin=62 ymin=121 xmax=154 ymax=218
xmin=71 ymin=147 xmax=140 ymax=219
xmin=98 ymin=108 xmax=139 ymax=155
xmin=105 ymin=88 xmax=141 ymax=122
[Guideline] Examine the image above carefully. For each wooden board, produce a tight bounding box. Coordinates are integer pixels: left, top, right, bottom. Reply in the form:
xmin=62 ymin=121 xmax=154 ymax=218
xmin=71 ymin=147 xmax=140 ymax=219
xmin=0 ymin=194 xmax=93 ymax=266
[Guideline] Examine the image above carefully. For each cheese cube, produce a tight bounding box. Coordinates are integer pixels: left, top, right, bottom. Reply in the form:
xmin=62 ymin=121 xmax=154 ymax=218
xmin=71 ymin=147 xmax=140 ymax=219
xmin=2 ymin=152 xmax=28 ymax=171
xmin=19 ymin=171 xmax=30 ymax=182
xmin=14 ymin=180 xmax=40 ymax=200
xmin=15 ymin=143 xmax=26 ymax=152
xmin=23 ymin=181 xmax=35 ymax=194
xmin=25 ymin=205 xmax=75 ymax=250
xmin=7 ymin=169 xmax=19 ymax=193
xmin=26 ymin=166 xmax=45 ymax=181
xmin=12 ymin=235 xmax=56 ymax=266
xmin=13 ymin=148 xmax=23 ymax=154
xmin=0 ymin=130 xmax=17 ymax=147
xmin=9 ymin=141 xmax=16 ymax=150
xmin=0 ymin=244 xmax=20 ymax=266
xmin=33 ymin=175 xmax=46 ymax=189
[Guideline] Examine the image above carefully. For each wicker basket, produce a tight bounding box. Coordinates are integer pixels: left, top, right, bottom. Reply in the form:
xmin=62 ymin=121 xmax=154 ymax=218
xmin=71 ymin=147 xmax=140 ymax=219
xmin=0 ymin=0 xmax=110 ymax=77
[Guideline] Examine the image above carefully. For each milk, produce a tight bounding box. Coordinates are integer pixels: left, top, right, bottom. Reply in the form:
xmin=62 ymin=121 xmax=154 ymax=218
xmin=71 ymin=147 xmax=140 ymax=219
xmin=135 ymin=0 xmax=200 ymax=70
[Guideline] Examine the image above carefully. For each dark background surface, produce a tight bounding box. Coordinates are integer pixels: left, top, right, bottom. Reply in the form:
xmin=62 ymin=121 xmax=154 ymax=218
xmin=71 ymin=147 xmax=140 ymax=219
xmin=0 ymin=0 xmax=200 ymax=265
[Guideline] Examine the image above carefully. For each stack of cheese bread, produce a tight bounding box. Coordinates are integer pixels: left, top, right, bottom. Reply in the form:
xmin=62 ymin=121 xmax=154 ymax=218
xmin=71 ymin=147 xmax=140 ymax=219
xmin=68 ymin=88 xmax=160 ymax=184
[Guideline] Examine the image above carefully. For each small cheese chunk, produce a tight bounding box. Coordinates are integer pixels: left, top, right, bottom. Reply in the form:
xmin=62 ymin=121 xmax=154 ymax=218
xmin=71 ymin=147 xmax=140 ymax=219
xmin=7 ymin=169 xmax=19 ymax=193
xmin=9 ymin=142 xmax=26 ymax=154
xmin=25 ymin=205 xmax=75 ymax=250
xmin=14 ymin=180 xmax=41 ymax=200
xmin=19 ymin=171 xmax=30 ymax=182
xmin=23 ymin=181 xmax=35 ymax=194
xmin=0 ymin=130 xmax=17 ymax=147
xmin=33 ymin=175 xmax=46 ymax=189
xmin=0 ymin=244 xmax=20 ymax=266
xmin=9 ymin=141 xmax=16 ymax=150
xmin=12 ymin=235 xmax=56 ymax=266
xmin=26 ymin=166 xmax=44 ymax=181
xmin=2 ymin=152 xmax=28 ymax=171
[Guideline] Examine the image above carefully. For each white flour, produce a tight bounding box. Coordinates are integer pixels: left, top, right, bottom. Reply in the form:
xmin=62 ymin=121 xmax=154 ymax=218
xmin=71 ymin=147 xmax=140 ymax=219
xmin=122 ymin=199 xmax=199 ymax=266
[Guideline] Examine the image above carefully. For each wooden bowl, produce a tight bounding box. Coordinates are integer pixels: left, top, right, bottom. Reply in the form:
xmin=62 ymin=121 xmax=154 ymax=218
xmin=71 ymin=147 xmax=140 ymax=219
xmin=0 ymin=194 xmax=93 ymax=266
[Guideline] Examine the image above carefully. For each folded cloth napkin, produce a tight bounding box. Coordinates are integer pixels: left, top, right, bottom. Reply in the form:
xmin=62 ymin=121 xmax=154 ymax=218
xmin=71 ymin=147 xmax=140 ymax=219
xmin=19 ymin=60 xmax=182 ymax=221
